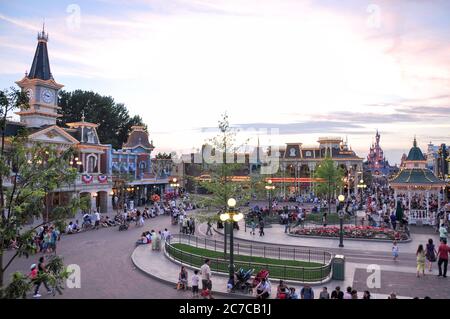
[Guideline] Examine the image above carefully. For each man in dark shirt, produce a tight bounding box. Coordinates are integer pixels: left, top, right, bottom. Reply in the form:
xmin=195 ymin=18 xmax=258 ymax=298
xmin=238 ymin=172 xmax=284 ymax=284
xmin=331 ymin=286 xmax=344 ymax=299
xmin=33 ymin=256 xmax=53 ymax=298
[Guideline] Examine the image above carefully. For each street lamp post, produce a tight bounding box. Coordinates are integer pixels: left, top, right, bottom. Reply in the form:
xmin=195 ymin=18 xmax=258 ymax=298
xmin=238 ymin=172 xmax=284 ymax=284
xmin=69 ymin=156 xmax=82 ymax=214
xmin=170 ymin=177 xmax=180 ymax=206
xmin=265 ymin=179 xmax=275 ymax=216
xmin=338 ymin=194 xmax=345 ymax=248
xmin=220 ymin=198 xmax=244 ymax=289
xmin=357 ymin=179 xmax=367 ymax=209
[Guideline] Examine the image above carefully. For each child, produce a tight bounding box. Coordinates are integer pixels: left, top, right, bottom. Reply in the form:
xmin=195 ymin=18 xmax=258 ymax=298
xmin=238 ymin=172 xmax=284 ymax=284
xmin=392 ymin=240 xmax=399 ymax=261
xmin=192 ymin=270 xmax=200 ymax=298
xmin=416 ymin=244 xmax=426 ymax=278
xmin=250 ymin=220 xmax=256 ymax=235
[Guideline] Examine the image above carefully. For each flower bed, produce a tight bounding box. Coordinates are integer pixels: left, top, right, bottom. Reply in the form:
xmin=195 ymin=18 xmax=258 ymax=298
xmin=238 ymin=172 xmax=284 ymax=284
xmin=290 ymin=226 xmax=409 ymax=241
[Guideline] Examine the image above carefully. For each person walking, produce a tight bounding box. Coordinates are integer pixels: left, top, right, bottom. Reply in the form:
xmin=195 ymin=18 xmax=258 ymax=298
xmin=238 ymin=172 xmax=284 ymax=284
xmin=33 ymin=256 xmax=53 ymax=298
xmin=206 ymin=220 xmax=213 ymax=236
xmin=416 ymin=244 xmax=426 ymax=278
xmin=437 ymin=238 xmax=450 ymax=278
xmin=439 ymin=224 xmax=448 ymax=241
xmin=200 ymin=259 xmax=213 ymax=299
xmin=251 ymin=220 xmax=256 ymax=235
xmin=94 ymin=210 xmax=100 ymax=230
xmin=259 ymin=220 xmax=265 ymax=237
xmin=426 ymin=238 xmax=437 ymax=272
xmin=192 ymin=270 xmax=200 ymax=298
xmin=392 ymin=240 xmax=399 ymax=261
xmin=390 ymin=212 xmax=397 ymax=230
xmin=190 ymin=218 xmax=196 ymax=235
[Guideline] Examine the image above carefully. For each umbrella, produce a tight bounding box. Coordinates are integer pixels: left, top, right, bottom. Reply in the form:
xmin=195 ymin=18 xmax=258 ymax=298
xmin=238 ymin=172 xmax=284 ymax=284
xmin=395 ymin=201 xmax=403 ymax=221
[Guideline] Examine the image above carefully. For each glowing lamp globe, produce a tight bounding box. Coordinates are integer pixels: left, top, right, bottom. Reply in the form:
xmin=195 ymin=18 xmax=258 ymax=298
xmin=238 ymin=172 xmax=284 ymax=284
xmin=227 ymin=198 xmax=236 ymax=208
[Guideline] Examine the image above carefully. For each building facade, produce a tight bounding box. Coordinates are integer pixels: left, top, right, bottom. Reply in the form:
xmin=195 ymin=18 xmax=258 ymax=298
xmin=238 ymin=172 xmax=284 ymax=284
xmin=109 ymin=126 xmax=171 ymax=207
xmin=277 ymin=137 xmax=364 ymax=197
xmin=3 ymin=27 xmax=114 ymax=213
xmin=4 ymin=28 xmax=170 ymax=214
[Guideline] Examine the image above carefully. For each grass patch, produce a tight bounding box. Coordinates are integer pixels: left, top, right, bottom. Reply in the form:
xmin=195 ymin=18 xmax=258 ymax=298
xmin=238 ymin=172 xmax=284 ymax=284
xmin=168 ymin=243 xmax=330 ymax=282
xmin=305 ymin=213 xmax=352 ymax=224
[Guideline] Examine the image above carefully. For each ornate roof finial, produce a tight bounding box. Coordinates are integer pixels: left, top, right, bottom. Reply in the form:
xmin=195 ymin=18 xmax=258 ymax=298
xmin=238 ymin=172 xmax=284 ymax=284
xmin=37 ymin=19 xmax=48 ymax=42
xmin=413 ymin=135 xmax=417 ymax=147
xmin=81 ymin=111 xmax=85 ymax=122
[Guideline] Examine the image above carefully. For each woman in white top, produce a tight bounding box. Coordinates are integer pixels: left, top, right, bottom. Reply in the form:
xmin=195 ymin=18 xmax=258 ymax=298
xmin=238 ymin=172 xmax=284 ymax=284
xmin=255 ymin=278 xmax=271 ymax=299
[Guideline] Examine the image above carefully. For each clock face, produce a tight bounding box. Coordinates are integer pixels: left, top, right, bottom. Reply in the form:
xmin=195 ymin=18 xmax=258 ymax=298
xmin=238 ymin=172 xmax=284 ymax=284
xmin=25 ymin=88 xmax=33 ymax=100
xmin=41 ymin=88 xmax=54 ymax=104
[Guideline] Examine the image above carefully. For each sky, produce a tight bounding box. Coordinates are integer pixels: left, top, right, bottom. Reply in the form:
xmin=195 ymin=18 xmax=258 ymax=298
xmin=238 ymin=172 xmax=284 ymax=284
xmin=0 ymin=0 xmax=449 ymax=164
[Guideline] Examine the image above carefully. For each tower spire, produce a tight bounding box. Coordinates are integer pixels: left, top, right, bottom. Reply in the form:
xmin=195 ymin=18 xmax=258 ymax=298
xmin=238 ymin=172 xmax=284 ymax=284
xmin=29 ymin=23 xmax=51 ymax=80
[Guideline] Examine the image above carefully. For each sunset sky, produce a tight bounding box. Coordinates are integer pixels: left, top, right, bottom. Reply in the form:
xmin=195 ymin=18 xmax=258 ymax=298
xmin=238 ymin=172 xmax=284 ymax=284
xmin=0 ymin=0 xmax=449 ymax=164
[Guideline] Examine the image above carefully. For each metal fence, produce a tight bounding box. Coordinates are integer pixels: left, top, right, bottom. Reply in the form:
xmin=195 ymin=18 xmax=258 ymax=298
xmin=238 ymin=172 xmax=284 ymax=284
xmin=165 ymin=234 xmax=333 ymax=283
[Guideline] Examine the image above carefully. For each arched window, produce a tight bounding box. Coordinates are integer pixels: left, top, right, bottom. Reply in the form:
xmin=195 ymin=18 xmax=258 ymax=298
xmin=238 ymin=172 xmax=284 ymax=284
xmin=87 ymin=155 xmax=97 ymax=173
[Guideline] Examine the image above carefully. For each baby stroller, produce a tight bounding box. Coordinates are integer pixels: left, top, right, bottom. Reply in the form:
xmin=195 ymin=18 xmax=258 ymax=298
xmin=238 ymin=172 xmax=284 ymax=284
xmin=252 ymin=269 xmax=269 ymax=288
xmin=231 ymin=268 xmax=254 ymax=294
xmin=118 ymin=220 xmax=129 ymax=231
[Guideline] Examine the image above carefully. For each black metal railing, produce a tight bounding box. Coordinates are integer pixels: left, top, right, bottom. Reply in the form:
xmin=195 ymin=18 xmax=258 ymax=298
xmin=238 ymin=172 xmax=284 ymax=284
xmin=165 ymin=234 xmax=333 ymax=283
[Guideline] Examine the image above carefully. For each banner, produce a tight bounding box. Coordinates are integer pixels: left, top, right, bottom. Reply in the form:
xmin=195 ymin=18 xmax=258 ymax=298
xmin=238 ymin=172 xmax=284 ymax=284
xmin=82 ymin=174 xmax=93 ymax=184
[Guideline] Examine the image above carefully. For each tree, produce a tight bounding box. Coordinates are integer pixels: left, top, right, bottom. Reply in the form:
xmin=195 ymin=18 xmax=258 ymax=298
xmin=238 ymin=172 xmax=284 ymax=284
xmin=195 ymin=113 xmax=251 ymax=214
xmin=0 ymin=88 xmax=78 ymax=297
xmin=313 ymin=157 xmax=344 ymax=214
xmin=58 ymin=90 xmax=146 ymax=149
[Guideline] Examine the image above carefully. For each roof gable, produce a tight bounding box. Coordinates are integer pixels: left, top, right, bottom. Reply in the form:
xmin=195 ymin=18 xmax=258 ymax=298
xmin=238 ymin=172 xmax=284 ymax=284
xmin=28 ymin=125 xmax=79 ymax=145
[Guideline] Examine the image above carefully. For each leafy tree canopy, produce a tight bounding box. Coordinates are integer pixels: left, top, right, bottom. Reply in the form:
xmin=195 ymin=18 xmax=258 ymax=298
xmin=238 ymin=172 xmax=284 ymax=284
xmin=58 ymin=90 xmax=146 ymax=149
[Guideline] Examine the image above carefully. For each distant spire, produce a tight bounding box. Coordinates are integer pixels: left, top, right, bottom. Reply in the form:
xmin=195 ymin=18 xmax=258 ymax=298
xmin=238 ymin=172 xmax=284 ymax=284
xmin=413 ymin=136 xmax=417 ymax=147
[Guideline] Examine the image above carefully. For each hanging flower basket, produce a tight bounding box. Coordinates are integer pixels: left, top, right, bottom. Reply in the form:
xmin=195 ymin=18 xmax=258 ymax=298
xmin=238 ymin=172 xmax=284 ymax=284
xmin=98 ymin=175 xmax=108 ymax=183
xmin=82 ymin=174 xmax=93 ymax=184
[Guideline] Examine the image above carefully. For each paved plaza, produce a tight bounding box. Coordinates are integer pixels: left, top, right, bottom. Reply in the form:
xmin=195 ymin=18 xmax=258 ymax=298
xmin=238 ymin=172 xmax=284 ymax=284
xmin=4 ymin=207 xmax=448 ymax=299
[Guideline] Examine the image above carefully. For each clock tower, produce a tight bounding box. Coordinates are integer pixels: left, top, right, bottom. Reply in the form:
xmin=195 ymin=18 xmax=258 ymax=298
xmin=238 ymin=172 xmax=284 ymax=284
xmin=15 ymin=25 xmax=63 ymax=128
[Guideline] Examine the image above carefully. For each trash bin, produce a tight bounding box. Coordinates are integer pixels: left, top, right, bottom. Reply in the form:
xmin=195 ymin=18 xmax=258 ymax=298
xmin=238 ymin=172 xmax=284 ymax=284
xmin=332 ymin=255 xmax=345 ymax=280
